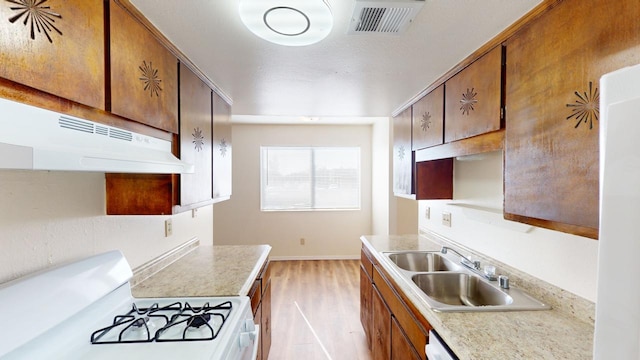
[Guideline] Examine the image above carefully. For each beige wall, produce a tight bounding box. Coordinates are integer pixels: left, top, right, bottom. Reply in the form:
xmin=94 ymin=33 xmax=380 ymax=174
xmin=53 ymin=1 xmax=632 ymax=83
xmin=418 ymin=151 xmax=599 ymax=301
xmin=0 ymin=170 xmax=213 ymax=285
xmin=213 ymin=124 xmax=373 ymax=259
xmin=393 ymin=196 xmax=418 ymax=234
xmin=371 ymin=118 xmax=391 ymax=236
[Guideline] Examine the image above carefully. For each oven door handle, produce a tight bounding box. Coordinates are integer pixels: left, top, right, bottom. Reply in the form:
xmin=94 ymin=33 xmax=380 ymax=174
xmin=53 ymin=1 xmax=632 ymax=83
xmin=249 ymin=325 xmax=260 ymax=360
xmin=239 ymin=322 xmax=260 ymax=360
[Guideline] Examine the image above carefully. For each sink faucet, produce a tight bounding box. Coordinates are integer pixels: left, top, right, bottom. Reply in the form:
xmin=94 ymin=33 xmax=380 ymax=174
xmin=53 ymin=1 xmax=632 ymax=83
xmin=441 ymin=246 xmax=480 ymax=269
xmin=440 ymin=246 xmax=497 ymax=281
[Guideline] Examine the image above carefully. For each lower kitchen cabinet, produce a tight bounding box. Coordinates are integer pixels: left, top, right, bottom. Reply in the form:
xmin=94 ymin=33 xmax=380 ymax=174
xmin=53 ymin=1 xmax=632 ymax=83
xmin=372 ymin=285 xmax=392 ymax=360
xmin=360 ymin=247 xmax=375 ymax=349
xmin=250 ymin=261 xmax=271 ymax=360
xmin=392 ymin=317 xmax=422 ymax=360
xmin=360 ymin=246 xmax=431 ymax=360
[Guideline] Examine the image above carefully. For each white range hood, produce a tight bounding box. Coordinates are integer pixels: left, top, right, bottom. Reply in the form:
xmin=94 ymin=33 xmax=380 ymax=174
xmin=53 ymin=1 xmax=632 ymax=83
xmin=0 ymin=97 xmax=194 ymax=174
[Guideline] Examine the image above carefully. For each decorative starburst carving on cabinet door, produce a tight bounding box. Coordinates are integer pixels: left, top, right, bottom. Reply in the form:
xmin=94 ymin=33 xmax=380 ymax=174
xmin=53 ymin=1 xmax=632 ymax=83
xmin=219 ymin=138 xmax=228 ymax=157
xmin=460 ymin=88 xmax=478 ymax=116
xmin=6 ymin=0 xmax=62 ymax=43
xmin=421 ymin=112 xmax=431 ymax=132
xmin=192 ymin=127 xmax=204 ymax=152
xmin=566 ymin=81 xmax=599 ymax=130
xmin=139 ymin=60 xmax=162 ymax=97
xmin=397 ymin=145 xmax=405 ymax=161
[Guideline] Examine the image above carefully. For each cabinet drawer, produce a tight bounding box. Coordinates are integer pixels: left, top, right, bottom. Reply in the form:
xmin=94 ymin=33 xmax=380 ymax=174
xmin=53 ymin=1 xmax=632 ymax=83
xmin=249 ymin=279 xmax=261 ymax=315
xmin=361 ymin=246 xmax=374 ymax=280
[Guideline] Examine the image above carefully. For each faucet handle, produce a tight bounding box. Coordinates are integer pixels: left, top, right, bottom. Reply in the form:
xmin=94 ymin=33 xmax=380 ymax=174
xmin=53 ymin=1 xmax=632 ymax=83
xmin=484 ymin=265 xmax=496 ymax=277
xmin=499 ymin=275 xmax=510 ymax=289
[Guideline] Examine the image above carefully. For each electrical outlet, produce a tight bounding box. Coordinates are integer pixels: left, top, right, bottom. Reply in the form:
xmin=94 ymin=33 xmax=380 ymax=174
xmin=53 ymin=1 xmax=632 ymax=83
xmin=300 ymin=238 xmax=305 ymax=245
xmin=425 ymin=206 xmax=430 ymax=219
xmin=165 ymin=219 xmax=173 ymax=237
xmin=442 ymin=212 xmax=452 ymax=227
xmin=192 ymin=208 xmax=198 ymax=218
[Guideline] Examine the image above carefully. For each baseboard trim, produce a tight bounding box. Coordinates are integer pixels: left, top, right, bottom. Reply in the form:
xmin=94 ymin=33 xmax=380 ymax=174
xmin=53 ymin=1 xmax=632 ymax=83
xmin=269 ymin=255 xmax=360 ymax=261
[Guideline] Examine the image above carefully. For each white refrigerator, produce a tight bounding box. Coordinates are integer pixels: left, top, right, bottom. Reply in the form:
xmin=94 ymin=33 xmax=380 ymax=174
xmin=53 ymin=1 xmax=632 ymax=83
xmin=594 ymin=63 xmax=640 ymax=359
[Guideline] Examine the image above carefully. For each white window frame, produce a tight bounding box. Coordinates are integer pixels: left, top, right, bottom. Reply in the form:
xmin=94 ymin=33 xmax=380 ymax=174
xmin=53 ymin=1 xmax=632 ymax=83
xmin=260 ymin=146 xmax=361 ymax=211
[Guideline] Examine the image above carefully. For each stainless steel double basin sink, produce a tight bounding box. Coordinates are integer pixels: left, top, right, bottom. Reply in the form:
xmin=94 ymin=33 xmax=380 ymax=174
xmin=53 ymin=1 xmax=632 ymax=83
xmin=383 ymin=251 xmax=550 ymax=312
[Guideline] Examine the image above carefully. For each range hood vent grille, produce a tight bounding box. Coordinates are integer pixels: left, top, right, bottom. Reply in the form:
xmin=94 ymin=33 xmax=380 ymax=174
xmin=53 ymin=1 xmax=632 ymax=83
xmin=348 ymin=0 xmax=425 ymax=34
xmin=58 ymin=116 xmax=133 ymax=142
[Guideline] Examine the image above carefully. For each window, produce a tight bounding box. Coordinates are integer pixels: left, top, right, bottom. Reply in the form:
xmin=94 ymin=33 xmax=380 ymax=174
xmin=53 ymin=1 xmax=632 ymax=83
xmin=260 ymin=146 xmax=361 ymax=211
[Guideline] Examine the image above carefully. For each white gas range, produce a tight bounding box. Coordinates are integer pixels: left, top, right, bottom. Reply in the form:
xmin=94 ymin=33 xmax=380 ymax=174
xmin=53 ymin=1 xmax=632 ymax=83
xmin=0 ymin=251 xmax=259 ymax=360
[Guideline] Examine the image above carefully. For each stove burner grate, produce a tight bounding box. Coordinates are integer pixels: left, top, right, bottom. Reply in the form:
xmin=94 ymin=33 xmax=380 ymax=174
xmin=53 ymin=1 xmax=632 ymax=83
xmin=155 ymin=301 xmax=232 ymax=342
xmin=90 ymin=300 xmax=233 ymax=344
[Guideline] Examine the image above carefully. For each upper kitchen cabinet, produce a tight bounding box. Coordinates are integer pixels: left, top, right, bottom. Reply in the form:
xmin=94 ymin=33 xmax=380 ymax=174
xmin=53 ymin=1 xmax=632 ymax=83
xmin=444 ymin=45 xmax=503 ymax=143
xmin=412 ymin=85 xmax=444 ymax=150
xmin=0 ymin=0 xmax=105 ymax=109
xmin=504 ymin=0 xmax=640 ymax=239
xmin=212 ymin=91 xmax=232 ymax=202
xmin=393 ymin=107 xmax=413 ymax=197
xmin=179 ymin=63 xmax=213 ymax=208
xmin=109 ymin=0 xmax=178 ymax=133
xmin=106 ymin=65 xmax=218 ymax=215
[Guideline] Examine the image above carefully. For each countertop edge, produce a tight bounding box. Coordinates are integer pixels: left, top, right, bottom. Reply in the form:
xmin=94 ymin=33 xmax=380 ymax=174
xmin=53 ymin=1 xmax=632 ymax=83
xmin=237 ymin=245 xmax=272 ymax=296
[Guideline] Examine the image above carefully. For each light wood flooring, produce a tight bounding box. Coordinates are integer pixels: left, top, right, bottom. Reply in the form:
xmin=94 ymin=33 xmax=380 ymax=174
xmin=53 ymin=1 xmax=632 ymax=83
xmin=268 ymin=260 xmax=372 ymax=360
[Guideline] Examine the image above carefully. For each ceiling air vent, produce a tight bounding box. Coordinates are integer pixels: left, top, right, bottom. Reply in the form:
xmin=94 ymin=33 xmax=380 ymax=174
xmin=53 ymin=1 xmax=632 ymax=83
xmin=347 ymin=0 xmax=425 ymax=34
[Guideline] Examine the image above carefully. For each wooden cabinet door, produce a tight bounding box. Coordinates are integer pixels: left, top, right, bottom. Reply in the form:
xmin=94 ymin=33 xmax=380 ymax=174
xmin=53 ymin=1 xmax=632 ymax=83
xmin=179 ymin=63 xmax=212 ymax=207
xmin=445 ymin=45 xmax=502 ymax=143
xmin=391 ymin=317 xmax=421 ymax=360
xmin=212 ymin=91 xmax=232 ymax=201
xmin=109 ymin=0 xmax=178 ymax=133
xmin=0 ymin=0 xmax=105 ymax=109
xmin=261 ymin=278 xmax=272 ymax=360
xmin=372 ymin=285 xmax=391 ymax=360
xmin=393 ymin=107 xmax=413 ymax=196
xmin=253 ymin=303 xmax=263 ymax=360
xmin=504 ymin=0 xmax=640 ymax=238
xmin=360 ymin=265 xmax=373 ymax=349
xmin=412 ymin=85 xmax=444 ymax=150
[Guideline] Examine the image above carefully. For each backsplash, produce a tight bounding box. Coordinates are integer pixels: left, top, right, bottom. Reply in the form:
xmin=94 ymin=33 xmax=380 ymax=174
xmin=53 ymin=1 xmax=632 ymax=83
xmin=0 ymin=170 xmax=213 ymax=285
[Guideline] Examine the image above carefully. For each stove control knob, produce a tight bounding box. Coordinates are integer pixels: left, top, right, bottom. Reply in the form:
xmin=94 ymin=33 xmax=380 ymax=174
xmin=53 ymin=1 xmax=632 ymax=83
xmin=244 ymin=319 xmax=256 ymax=332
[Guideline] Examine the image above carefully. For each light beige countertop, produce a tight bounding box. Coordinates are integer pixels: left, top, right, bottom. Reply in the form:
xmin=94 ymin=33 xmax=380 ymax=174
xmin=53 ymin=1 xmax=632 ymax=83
xmin=131 ymin=243 xmax=272 ymax=298
xmin=362 ymin=233 xmax=595 ymax=360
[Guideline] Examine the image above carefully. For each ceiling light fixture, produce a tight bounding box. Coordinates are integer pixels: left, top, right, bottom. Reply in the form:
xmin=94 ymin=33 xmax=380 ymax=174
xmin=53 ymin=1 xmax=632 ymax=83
xmin=239 ymin=0 xmax=333 ymax=46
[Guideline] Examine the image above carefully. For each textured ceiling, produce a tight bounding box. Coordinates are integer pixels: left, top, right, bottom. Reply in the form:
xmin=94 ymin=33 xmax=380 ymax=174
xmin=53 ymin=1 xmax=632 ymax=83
xmin=130 ymin=0 xmax=541 ymax=123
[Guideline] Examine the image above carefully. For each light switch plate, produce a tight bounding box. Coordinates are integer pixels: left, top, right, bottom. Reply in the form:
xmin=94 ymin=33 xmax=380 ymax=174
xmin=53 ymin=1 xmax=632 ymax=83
xmin=165 ymin=219 xmax=173 ymax=237
xmin=442 ymin=212 xmax=451 ymax=227
xmin=425 ymin=206 xmax=430 ymax=219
